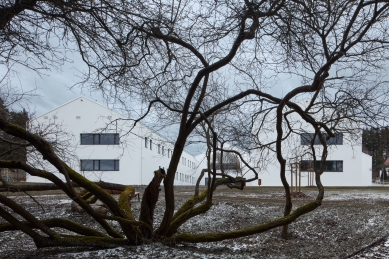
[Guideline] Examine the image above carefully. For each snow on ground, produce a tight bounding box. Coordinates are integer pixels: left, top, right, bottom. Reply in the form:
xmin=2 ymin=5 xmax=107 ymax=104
xmin=1 ymin=187 xmax=389 ymax=258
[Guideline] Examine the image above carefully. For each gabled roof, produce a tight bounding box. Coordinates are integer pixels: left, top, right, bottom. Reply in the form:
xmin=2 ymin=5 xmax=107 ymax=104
xmin=33 ymin=96 xmax=196 ymax=157
xmin=34 ymin=96 xmax=119 ymax=120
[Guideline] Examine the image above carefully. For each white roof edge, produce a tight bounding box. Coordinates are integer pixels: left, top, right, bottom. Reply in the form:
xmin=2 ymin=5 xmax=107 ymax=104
xmin=361 ymin=152 xmax=372 ymax=157
xmin=34 ymin=96 xmax=81 ymax=119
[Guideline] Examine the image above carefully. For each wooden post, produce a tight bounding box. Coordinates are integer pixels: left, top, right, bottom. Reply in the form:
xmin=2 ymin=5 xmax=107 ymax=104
xmin=295 ymin=164 xmax=297 ymax=192
xmin=291 ymin=166 xmax=293 ymax=191
xmin=298 ymin=164 xmax=301 ymax=192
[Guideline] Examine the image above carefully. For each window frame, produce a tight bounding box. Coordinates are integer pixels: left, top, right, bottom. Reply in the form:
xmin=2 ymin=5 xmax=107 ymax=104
xmin=80 ymin=133 xmax=119 ymax=145
xmin=80 ymin=159 xmax=120 ymax=171
xmin=300 ymin=133 xmax=343 ymax=145
xmin=300 ymin=160 xmax=343 ymax=172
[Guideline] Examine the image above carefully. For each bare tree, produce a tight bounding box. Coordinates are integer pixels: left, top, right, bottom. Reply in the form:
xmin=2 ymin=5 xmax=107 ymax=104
xmin=1 ymin=0 xmax=389 ymax=248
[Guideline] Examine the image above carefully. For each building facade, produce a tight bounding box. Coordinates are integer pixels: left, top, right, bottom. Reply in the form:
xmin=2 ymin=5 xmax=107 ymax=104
xmin=248 ymin=101 xmax=373 ymax=187
xmin=28 ymin=97 xmax=199 ymax=186
xmin=28 ymin=97 xmax=372 ymax=187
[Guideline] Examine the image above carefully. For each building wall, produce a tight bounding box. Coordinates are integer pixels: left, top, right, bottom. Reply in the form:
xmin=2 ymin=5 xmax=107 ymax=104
xmin=250 ymin=104 xmax=373 ymax=187
xmin=192 ymin=131 xmax=373 ymax=187
xmin=28 ymin=97 xmax=199 ymax=186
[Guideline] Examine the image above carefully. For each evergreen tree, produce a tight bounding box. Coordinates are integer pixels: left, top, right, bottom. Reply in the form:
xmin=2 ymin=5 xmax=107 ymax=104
xmin=381 ymin=168 xmax=388 ymax=181
xmin=0 ymin=98 xmax=29 ymax=163
xmin=362 ymin=127 xmax=389 ymax=172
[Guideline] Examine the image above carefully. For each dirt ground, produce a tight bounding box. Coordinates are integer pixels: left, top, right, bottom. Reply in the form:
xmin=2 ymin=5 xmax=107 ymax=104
xmin=1 ymin=186 xmax=389 ymax=258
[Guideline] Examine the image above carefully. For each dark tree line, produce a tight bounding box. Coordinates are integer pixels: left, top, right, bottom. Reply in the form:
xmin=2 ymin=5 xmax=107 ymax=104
xmin=0 ymin=98 xmax=29 ymax=161
xmin=362 ymin=127 xmax=389 ymax=178
xmin=0 ymin=98 xmax=29 ymax=182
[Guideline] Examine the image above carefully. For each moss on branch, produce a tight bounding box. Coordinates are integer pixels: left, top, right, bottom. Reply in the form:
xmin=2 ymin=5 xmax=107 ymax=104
xmin=118 ymin=186 xmax=136 ymax=221
xmin=163 ymin=201 xmax=321 ymax=245
xmin=172 ymin=189 xmax=208 ymax=222
xmin=0 ymin=218 xmax=107 ymax=237
xmin=167 ymin=200 xmax=212 ymax=237
xmin=35 ymin=235 xmax=130 ymax=249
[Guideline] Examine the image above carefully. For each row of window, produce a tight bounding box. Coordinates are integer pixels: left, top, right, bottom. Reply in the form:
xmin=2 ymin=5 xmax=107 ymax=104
xmin=80 ymin=133 xmax=343 ymax=147
xmin=176 ymin=172 xmax=195 ymax=183
xmin=79 ymin=160 xmax=196 ymax=183
xmin=80 ymin=133 xmax=119 ymax=145
xmin=212 ymin=163 xmax=238 ymax=170
xmin=182 ymin=157 xmax=195 ymax=169
xmin=145 ymin=137 xmax=196 ymax=169
xmin=145 ymin=137 xmax=173 ymax=156
xmin=80 ymin=159 xmax=120 ymax=171
xmin=300 ymin=160 xmax=343 ymax=172
xmin=300 ymin=133 xmax=343 ymax=145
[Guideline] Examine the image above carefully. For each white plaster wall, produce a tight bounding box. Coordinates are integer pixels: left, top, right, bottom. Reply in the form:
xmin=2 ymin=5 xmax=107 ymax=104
xmin=27 ymin=97 xmax=199 ymax=185
xmin=249 ymin=102 xmax=372 ymax=187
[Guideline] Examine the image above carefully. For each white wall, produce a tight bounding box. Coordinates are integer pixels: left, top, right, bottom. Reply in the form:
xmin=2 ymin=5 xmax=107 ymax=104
xmin=28 ymin=97 xmax=200 ymax=186
xmin=249 ymin=102 xmax=373 ymax=187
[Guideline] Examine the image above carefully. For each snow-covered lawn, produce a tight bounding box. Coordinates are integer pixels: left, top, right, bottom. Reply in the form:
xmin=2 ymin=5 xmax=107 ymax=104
xmin=1 ymin=187 xmax=389 ymax=258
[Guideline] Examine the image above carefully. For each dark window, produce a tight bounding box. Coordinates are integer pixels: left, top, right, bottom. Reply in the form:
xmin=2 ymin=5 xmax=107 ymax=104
xmin=145 ymin=137 xmax=148 ymax=148
xmin=300 ymin=133 xmax=343 ymax=145
xmin=80 ymin=159 xmax=119 ymax=171
xmin=80 ymin=134 xmax=119 ymax=145
xmin=162 ymin=146 xmax=165 ymax=156
xmin=81 ymin=160 xmax=94 ymax=171
xmin=211 ymin=163 xmax=238 ymax=170
xmin=80 ymin=134 xmax=93 ymax=145
xmin=158 ymin=144 xmax=161 ymax=154
xmin=300 ymin=160 xmax=343 ymax=172
xmin=150 ymin=140 xmax=152 ymax=150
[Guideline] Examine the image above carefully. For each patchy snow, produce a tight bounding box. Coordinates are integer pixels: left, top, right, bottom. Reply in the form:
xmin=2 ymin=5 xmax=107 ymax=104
xmin=1 ymin=188 xmax=389 ymax=258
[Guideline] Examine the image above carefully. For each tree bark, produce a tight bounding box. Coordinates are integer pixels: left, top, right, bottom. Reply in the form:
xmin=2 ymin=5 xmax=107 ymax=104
xmin=139 ymin=168 xmax=166 ymax=239
xmin=0 ymin=181 xmax=129 ymax=193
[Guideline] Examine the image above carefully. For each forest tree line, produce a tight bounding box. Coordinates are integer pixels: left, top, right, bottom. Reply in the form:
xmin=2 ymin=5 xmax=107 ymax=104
xmin=362 ymin=127 xmax=389 ymax=179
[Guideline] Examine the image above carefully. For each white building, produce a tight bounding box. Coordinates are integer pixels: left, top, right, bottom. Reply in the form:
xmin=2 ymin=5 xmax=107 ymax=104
xmin=248 ymin=101 xmax=373 ymax=187
xmin=28 ymin=97 xmax=199 ymax=186
xmin=28 ymin=97 xmax=372 ymax=187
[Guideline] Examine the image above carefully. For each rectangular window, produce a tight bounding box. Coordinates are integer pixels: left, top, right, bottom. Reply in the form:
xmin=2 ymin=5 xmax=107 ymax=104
xmin=80 ymin=133 xmax=119 ymax=145
xmin=145 ymin=137 xmax=148 ymax=148
xmin=300 ymin=133 xmax=343 ymax=145
xmin=80 ymin=159 xmax=119 ymax=171
xmin=162 ymin=146 xmax=165 ymax=156
xmin=300 ymin=160 xmax=343 ymax=172
xmin=150 ymin=140 xmax=152 ymax=150
xmin=158 ymin=144 xmax=161 ymax=154
xmin=168 ymin=149 xmax=170 ymax=158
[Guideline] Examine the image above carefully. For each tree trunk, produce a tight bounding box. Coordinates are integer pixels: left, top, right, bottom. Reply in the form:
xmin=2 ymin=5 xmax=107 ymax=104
xmin=139 ymin=168 xmax=166 ymax=239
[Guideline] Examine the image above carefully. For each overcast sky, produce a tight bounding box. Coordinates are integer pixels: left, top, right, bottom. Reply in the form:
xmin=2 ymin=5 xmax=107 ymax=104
xmin=0 ymin=47 xmax=303 ymax=156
